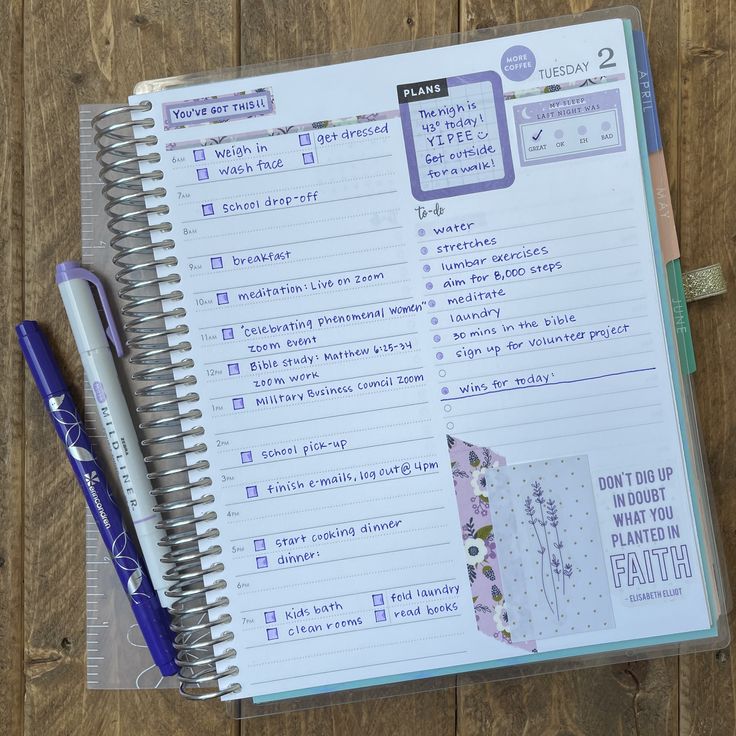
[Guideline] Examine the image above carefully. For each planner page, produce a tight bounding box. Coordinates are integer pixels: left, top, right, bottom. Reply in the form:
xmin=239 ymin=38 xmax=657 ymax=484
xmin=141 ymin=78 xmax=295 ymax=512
xmin=131 ymin=17 xmax=715 ymax=700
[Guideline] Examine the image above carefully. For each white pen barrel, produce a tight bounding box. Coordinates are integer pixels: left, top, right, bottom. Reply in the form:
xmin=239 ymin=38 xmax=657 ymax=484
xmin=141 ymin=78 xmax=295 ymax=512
xmin=58 ymin=277 xmax=170 ymax=606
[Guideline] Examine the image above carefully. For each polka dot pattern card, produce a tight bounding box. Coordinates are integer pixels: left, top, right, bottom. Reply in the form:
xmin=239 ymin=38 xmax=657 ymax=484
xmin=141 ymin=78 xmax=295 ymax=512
xmin=486 ymin=456 xmax=614 ymax=641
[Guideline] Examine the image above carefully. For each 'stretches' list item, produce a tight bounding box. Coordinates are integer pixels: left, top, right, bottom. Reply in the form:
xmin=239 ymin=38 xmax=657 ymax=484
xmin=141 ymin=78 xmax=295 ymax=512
xmin=16 ymin=320 xmax=178 ymax=677
xmin=56 ymin=261 xmax=170 ymax=606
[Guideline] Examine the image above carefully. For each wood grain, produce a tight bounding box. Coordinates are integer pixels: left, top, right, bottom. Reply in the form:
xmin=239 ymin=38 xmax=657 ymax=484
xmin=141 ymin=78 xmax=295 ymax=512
xmin=0 ymin=1 xmax=25 ymax=735
xmin=22 ymin=2 xmax=238 ymax=735
xmin=241 ymin=0 xmax=458 ymax=63
xmin=678 ymin=0 xmax=736 ymax=732
xmin=456 ymin=2 xmax=682 ymax=734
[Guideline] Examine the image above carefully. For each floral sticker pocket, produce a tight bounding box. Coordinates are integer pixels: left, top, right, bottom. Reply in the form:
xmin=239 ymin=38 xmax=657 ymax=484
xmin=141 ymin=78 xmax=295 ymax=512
xmin=485 ymin=456 xmax=615 ymax=641
xmin=448 ymin=435 xmax=536 ymax=652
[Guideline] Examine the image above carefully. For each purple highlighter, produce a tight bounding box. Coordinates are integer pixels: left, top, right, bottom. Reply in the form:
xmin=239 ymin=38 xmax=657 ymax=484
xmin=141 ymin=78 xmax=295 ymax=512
xmin=16 ymin=320 xmax=178 ymax=677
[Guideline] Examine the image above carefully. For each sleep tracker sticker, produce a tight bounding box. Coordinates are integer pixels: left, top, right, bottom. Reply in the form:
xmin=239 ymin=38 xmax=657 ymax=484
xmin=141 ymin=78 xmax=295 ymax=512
xmin=399 ymin=71 xmax=514 ymax=200
xmin=514 ymin=89 xmax=626 ymax=166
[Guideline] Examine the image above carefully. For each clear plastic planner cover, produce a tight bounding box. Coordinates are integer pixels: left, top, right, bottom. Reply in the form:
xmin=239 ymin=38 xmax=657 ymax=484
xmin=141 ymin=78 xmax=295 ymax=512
xmin=87 ymin=5 xmax=728 ymax=717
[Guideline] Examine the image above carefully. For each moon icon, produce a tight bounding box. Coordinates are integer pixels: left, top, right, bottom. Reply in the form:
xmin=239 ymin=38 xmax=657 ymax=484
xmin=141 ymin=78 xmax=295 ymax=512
xmin=520 ymin=106 xmax=533 ymax=120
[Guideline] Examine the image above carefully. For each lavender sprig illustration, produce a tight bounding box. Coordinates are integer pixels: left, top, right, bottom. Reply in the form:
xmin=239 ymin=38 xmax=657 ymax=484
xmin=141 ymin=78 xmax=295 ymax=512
xmin=546 ymin=497 xmax=571 ymax=594
xmin=524 ymin=495 xmax=554 ymax=615
xmin=525 ymin=482 xmax=575 ymax=620
xmin=533 ymin=481 xmax=560 ymax=618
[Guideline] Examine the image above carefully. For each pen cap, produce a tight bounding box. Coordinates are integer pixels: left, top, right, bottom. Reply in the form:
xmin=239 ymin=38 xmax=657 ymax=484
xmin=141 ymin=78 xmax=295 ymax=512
xmin=16 ymin=321 xmax=68 ymax=398
xmin=56 ymin=262 xmax=124 ymax=356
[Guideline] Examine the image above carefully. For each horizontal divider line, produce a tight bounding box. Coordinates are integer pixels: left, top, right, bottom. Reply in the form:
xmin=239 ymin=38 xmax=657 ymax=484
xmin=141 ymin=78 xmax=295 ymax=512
xmin=443 ymin=367 xmax=656 ymax=401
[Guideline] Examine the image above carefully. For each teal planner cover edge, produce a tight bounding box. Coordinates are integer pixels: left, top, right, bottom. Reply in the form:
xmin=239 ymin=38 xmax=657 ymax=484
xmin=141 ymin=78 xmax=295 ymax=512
xmin=251 ymin=17 xmax=720 ymax=706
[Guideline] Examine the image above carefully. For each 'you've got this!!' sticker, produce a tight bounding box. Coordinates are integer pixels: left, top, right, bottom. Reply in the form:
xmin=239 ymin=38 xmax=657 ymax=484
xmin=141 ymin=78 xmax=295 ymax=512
xmin=398 ymin=72 xmax=514 ymax=201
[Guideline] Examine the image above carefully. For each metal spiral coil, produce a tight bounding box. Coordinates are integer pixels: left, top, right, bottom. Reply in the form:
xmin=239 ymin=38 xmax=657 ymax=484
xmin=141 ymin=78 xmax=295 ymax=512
xmin=91 ymin=103 xmax=241 ymax=700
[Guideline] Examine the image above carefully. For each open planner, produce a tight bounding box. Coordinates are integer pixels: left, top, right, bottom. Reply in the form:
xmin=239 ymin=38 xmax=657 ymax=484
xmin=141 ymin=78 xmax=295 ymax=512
xmin=88 ymin=7 xmax=728 ymax=713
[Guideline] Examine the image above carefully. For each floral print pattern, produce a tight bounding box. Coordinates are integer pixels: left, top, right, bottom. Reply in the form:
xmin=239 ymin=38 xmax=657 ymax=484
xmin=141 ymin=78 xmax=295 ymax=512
xmin=448 ymin=435 xmax=536 ymax=652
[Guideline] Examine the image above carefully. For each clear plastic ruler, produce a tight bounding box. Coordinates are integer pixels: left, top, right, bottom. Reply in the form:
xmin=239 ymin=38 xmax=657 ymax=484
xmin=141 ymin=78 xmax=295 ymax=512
xmin=79 ymin=105 xmax=177 ymax=689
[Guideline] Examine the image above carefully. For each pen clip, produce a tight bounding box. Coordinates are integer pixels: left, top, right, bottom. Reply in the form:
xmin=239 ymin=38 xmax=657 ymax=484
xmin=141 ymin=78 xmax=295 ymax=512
xmin=55 ymin=262 xmax=125 ymax=358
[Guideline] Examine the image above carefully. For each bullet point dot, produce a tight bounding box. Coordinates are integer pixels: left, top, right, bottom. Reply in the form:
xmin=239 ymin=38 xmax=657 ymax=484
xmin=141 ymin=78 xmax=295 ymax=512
xmin=447 ymin=421 xmax=455 ymax=430
xmin=423 ymin=264 xmax=430 ymax=272
xmin=431 ymin=317 xmax=438 ymax=325
xmin=444 ymin=405 xmax=452 ymax=412
xmin=441 ymin=387 xmax=449 ymax=395
xmin=436 ymin=352 xmax=444 ymax=360
xmin=425 ymin=282 xmax=433 ymax=290
xmin=428 ymin=300 xmax=436 ymax=308
xmin=420 ymin=247 xmax=428 ymax=255
xmin=433 ymin=335 xmax=440 ymax=343
xmin=438 ymin=369 xmax=446 ymax=377
xmin=418 ymin=228 xmax=426 ymax=236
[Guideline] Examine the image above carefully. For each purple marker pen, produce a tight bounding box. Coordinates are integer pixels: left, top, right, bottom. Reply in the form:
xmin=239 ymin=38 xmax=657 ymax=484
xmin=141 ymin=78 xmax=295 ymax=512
xmin=16 ymin=320 xmax=178 ymax=677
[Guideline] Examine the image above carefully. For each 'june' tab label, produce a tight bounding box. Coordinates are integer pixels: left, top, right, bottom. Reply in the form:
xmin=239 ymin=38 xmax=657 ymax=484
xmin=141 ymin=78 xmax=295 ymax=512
xmin=397 ymin=78 xmax=449 ymax=104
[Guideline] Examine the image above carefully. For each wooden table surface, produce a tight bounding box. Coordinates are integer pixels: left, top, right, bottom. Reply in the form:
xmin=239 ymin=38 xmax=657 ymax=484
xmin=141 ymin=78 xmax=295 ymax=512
xmin=1 ymin=1 xmax=734 ymax=734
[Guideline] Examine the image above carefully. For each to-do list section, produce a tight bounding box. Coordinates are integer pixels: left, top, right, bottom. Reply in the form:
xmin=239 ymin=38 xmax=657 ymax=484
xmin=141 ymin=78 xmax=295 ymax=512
xmin=157 ymin=113 xmax=474 ymax=696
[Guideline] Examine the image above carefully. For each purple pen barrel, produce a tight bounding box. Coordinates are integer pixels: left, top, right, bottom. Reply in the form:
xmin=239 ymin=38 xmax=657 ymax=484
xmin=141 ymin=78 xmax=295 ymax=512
xmin=16 ymin=320 xmax=178 ymax=677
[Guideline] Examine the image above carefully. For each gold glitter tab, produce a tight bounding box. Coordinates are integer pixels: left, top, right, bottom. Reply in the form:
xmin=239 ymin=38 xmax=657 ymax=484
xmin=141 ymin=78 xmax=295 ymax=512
xmin=682 ymin=264 xmax=727 ymax=302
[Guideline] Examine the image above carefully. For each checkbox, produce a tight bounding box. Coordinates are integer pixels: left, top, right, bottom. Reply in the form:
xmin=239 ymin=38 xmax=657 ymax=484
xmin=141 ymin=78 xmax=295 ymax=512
xmin=193 ymin=149 xmax=206 ymax=161
xmin=302 ymin=152 xmax=315 ymax=165
xmin=216 ymin=292 xmax=229 ymax=305
xmin=202 ymin=203 xmax=215 ymax=216
xmin=254 ymin=539 xmax=266 ymax=551
xmin=264 ymin=610 xmax=276 ymax=624
xmin=222 ymin=327 xmax=234 ymax=340
xmin=210 ymin=256 xmax=223 ymax=270
xmin=374 ymin=609 xmax=387 ymax=622
xmin=266 ymin=627 xmax=279 ymax=640
xmin=196 ymin=168 xmax=209 ymax=181
xmin=228 ymin=363 xmax=240 ymax=376
xmin=241 ymin=451 xmax=253 ymax=464
xmin=372 ymin=593 xmax=384 ymax=606
xmin=256 ymin=556 xmax=268 ymax=569
xmin=299 ymin=133 xmax=311 ymax=146
xmin=232 ymin=397 xmax=244 ymax=410
xmin=246 ymin=485 xmax=258 ymax=498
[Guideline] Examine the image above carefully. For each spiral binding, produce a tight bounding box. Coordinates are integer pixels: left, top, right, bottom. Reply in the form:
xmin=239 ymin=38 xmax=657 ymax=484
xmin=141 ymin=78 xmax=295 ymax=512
xmin=91 ymin=103 xmax=241 ymax=700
